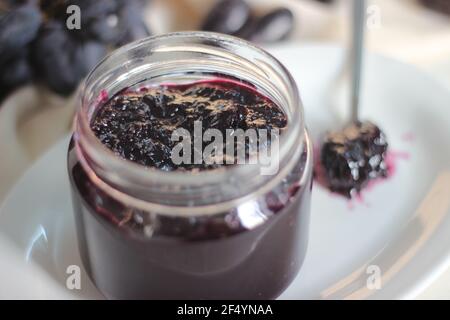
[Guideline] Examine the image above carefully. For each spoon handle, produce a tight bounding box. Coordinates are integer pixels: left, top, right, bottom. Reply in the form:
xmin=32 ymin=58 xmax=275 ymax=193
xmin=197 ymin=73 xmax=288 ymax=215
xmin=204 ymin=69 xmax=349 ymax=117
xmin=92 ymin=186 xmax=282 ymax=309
xmin=350 ymin=0 xmax=366 ymax=122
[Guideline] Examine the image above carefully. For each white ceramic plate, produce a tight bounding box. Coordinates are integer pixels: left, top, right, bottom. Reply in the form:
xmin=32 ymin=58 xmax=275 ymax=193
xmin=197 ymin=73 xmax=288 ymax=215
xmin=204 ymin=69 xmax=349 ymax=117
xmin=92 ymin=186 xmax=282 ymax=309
xmin=1 ymin=44 xmax=450 ymax=299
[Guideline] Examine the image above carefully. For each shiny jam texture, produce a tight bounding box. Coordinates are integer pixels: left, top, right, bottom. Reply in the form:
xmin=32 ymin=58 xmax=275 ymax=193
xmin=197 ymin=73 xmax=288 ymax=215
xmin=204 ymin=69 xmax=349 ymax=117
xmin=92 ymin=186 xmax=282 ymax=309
xmin=91 ymin=79 xmax=287 ymax=171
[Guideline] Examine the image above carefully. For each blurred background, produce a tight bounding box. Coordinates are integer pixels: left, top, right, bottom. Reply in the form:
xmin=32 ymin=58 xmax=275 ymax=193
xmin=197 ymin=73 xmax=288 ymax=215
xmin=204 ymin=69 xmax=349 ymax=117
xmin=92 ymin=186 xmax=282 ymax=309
xmin=2 ymin=0 xmax=450 ymax=100
xmin=1 ymin=0 xmax=450 ymax=298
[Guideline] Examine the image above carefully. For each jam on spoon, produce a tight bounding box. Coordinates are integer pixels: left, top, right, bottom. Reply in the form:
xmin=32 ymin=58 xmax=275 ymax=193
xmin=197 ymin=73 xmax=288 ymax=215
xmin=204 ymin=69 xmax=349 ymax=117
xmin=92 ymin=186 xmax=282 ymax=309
xmin=319 ymin=0 xmax=389 ymax=198
xmin=320 ymin=121 xmax=388 ymax=197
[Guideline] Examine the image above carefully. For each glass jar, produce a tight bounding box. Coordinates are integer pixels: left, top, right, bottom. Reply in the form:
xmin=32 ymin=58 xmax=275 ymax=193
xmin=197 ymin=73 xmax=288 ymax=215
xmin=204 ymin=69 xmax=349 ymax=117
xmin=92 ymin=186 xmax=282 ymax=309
xmin=68 ymin=32 xmax=313 ymax=299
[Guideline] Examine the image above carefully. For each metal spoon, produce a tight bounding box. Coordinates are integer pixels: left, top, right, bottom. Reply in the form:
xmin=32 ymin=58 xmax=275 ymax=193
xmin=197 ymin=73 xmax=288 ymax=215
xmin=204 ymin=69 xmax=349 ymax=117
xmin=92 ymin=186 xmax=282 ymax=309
xmin=325 ymin=0 xmax=366 ymax=129
xmin=350 ymin=0 xmax=366 ymax=123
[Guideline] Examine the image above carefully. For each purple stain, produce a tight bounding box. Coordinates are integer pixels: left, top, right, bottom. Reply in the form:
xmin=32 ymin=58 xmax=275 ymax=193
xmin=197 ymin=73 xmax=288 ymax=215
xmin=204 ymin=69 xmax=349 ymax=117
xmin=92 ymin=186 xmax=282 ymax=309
xmin=385 ymin=150 xmax=410 ymax=177
xmin=96 ymin=89 xmax=109 ymax=104
xmin=401 ymin=132 xmax=416 ymax=142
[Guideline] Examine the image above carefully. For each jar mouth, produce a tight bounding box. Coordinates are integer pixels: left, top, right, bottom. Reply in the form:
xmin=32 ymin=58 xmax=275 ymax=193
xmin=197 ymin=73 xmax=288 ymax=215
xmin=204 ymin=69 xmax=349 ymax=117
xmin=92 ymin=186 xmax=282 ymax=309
xmin=77 ymin=128 xmax=313 ymax=216
xmin=75 ymin=31 xmax=305 ymax=206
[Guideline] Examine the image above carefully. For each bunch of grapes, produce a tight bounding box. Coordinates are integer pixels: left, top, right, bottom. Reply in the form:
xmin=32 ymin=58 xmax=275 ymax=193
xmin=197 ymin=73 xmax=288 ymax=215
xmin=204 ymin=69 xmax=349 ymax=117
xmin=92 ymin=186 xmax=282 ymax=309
xmin=0 ymin=0 xmax=150 ymax=101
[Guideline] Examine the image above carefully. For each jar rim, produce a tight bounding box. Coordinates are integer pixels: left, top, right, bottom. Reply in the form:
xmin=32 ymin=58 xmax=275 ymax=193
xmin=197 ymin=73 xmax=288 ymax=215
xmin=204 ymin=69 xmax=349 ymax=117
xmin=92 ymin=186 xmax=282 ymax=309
xmin=75 ymin=31 xmax=306 ymax=207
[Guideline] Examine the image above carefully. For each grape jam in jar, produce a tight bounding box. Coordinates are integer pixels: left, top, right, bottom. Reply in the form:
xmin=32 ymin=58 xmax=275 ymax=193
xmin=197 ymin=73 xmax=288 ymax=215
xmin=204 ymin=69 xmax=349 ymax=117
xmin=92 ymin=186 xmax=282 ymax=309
xmin=68 ymin=32 xmax=313 ymax=299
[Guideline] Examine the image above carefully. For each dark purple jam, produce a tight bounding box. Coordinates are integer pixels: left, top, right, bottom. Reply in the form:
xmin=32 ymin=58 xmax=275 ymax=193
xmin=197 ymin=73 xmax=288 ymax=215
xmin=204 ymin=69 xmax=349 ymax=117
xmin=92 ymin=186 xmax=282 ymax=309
xmin=90 ymin=79 xmax=287 ymax=171
xmin=68 ymin=78 xmax=312 ymax=299
xmin=320 ymin=121 xmax=388 ymax=197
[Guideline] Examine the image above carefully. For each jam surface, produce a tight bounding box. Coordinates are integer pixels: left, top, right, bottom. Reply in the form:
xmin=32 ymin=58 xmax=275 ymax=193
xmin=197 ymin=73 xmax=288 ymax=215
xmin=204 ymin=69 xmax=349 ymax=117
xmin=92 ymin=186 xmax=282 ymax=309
xmin=91 ymin=79 xmax=287 ymax=171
